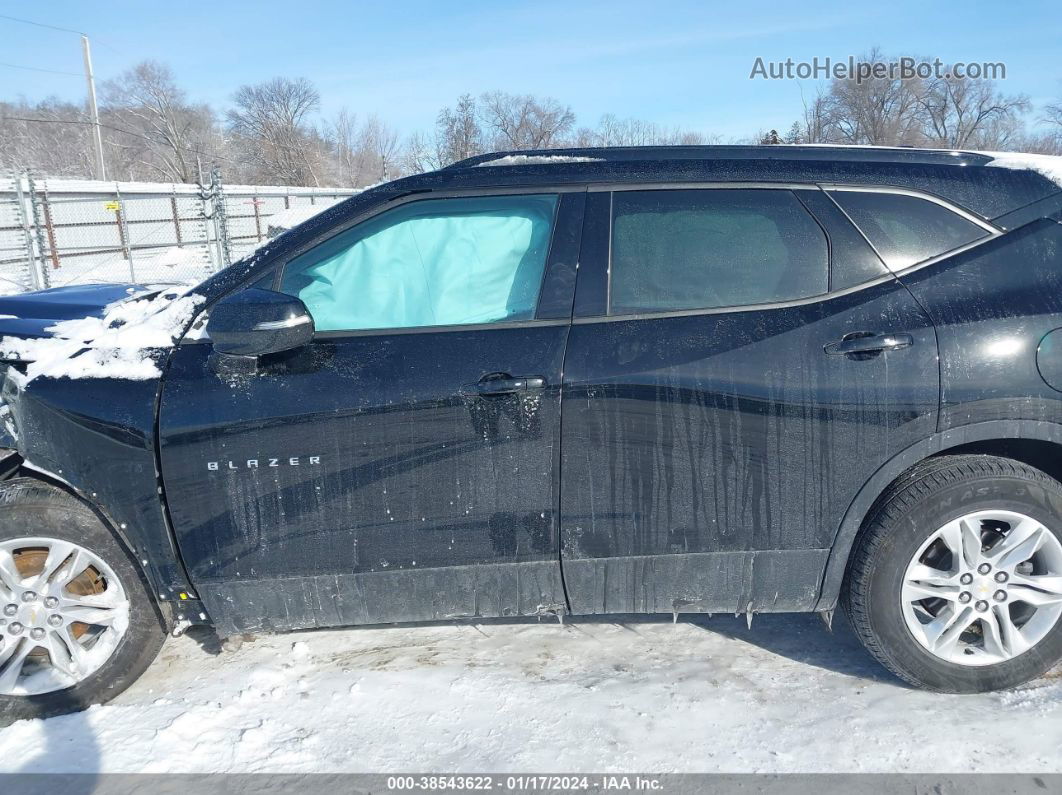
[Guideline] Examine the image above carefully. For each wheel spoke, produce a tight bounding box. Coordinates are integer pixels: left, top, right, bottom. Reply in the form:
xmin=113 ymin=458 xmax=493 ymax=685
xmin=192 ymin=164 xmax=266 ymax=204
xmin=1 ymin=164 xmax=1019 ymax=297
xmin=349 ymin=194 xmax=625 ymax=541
xmin=55 ymin=548 xmax=93 ymax=588
xmin=938 ymin=520 xmax=970 ymax=569
xmin=990 ymin=518 xmax=1047 ymax=569
xmin=979 ymin=605 xmax=1014 ymax=659
xmin=985 ymin=604 xmax=1029 ymax=659
xmin=903 ymin=564 xmax=960 ymax=601
xmin=959 ymin=519 xmax=984 ymax=569
xmin=0 ymin=548 xmax=24 ymax=595
xmin=0 ymin=638 xmax=32 ymax=693
xmin=44 ymin=626 xmax=89 ymax=679
xmin=922 ymin=604 xmax=974 ymax=654
xmin=1009 ymin=573 xmax=1062 ymax=606
xmin=30 ymin=540 xmax=78 ymax=588
xmin=60 ymin=595 xmax=127 ymax=627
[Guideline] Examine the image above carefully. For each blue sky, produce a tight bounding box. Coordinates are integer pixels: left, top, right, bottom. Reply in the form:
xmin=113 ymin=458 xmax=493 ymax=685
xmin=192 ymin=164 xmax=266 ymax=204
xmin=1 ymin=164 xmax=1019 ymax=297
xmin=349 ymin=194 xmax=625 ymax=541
xmin=1 ymin=1 xmax=1060 ymax=139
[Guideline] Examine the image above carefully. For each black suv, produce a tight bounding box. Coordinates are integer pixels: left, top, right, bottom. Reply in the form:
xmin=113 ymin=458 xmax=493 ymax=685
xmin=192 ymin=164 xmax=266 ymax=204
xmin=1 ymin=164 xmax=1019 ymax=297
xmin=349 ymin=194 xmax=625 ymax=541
xmin=3 ymin=145 xmax=1062 ymax=719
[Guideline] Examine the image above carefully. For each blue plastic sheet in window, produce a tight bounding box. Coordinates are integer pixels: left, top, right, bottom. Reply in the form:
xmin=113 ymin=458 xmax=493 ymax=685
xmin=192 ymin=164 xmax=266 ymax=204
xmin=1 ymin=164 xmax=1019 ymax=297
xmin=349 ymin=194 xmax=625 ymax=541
xmin=281 ymin=194 xmax=558 ymax=331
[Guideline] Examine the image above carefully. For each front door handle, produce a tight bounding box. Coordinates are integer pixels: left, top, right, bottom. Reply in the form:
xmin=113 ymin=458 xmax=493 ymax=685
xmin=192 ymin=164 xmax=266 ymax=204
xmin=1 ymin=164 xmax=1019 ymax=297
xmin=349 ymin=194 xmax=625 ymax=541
xmin=825 ymin=332 xmax=914 ymax=356
xmin=463 ymin=374 xmax=547 ymax=396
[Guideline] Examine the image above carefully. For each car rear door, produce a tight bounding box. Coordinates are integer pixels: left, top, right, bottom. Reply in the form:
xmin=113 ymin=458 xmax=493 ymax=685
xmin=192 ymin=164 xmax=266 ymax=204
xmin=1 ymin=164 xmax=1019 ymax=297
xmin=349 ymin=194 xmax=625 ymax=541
xmin=158 ymin=190 xmax=584 ymax=634
xmin=558 ymin=186 xmax=940 ymax=615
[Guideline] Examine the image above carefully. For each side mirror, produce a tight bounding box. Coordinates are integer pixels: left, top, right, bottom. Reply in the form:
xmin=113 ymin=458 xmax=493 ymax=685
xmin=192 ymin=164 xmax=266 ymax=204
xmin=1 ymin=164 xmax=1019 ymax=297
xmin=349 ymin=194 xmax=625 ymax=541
xmin=207 ymin=288 xmax=314 ymax=357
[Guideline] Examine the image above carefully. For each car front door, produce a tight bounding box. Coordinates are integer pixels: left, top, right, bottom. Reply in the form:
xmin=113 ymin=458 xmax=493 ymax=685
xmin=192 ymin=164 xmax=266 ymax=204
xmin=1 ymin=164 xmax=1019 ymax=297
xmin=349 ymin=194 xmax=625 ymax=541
xmin=158 ymin=190 xmax=584 ymax=634
xmin=558 ymin=187 xmax=940 ymax=615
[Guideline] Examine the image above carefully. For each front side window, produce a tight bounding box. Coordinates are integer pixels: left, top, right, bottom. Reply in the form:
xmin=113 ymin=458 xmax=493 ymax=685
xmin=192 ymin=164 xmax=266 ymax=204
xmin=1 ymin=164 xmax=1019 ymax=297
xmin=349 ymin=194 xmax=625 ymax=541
xmin=280 ymin=194 xmax=558 ymax=331
xmin=609 ymin=189 xmax=829 ymax=315
xmin=828 ymin=190 xmax=989 ymax=271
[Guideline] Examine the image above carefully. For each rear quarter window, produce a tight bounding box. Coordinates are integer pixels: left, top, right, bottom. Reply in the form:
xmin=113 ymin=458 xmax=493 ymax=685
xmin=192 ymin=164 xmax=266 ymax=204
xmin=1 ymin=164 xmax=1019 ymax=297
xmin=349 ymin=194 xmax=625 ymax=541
xmin=827 ymin=190 xmax=990 ymax=271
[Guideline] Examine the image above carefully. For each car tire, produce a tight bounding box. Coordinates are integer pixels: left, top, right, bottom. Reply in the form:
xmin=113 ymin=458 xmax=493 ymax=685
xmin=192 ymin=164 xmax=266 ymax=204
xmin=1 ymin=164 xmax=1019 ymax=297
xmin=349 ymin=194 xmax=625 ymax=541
xmin=843 ymin=454 xmax=1062 ymax=693
xmin=0 ymin=477 xmax=166 ymax=723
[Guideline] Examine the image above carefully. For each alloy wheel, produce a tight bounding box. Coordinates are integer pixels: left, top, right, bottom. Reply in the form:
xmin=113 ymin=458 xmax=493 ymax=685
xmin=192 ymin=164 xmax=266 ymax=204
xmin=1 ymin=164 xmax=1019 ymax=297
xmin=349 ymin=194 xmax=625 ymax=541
xmin=900 ymin=510 xmax=1062 ymax=666
xmin=0 ymin=537 xmax=130 ymax=695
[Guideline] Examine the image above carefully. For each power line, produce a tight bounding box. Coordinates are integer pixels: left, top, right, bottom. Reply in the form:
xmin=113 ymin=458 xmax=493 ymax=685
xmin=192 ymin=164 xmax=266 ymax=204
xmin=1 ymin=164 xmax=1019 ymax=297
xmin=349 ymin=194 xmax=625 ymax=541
xmin=0 ymin=13 xmax=84 ymax=36
xmin=0 ymin=13 xmax=122 ymax=53
xmin=0 ymin=61 xmax=82 ymax=78
xmin=0 ymin=115 xmax=241 ymax=167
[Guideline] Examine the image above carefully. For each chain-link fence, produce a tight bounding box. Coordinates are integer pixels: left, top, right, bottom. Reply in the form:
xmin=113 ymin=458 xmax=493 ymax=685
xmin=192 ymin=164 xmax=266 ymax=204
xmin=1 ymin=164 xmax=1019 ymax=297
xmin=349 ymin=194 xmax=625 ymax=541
xmin=0 ymin=171 xmax=360 ymax=294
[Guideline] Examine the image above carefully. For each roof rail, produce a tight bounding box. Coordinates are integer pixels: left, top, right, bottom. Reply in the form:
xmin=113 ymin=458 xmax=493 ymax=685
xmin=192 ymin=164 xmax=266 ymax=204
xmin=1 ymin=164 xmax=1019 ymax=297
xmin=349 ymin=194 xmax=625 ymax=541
xmin=445 ymin=145 xmax=994 ymax=170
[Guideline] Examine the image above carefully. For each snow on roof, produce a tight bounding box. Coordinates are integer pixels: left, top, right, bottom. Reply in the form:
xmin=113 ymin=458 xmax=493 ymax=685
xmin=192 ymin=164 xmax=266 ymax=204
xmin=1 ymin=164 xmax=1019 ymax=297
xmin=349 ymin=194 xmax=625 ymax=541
xmin=476 ymin=154 xmax=605 ymax=167
xmin=981 ymin=151 xmax=1062 ymax=189
xmin=791 ymin=143 xmax=970 ymax=155
xmin=0 ymin=288 xmax=204 ymax=384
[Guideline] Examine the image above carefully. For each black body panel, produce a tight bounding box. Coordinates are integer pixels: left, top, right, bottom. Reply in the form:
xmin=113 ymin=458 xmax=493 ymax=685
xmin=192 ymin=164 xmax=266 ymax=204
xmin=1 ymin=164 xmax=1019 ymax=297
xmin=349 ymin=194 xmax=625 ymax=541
xmin=158 ymin=326 xmax=569 ymax=632
xmin=1 ymin=146 xmax=1060 ymax=634
xmin=155 ymin=193 xmax=586 ymax=633
xmin=0 ymin=369 xmax=195 ymax=600
xmin=898 ymin=218 xmax=1062 ymax=431
xmin=559 ymin=280 xmax=938 ymax=614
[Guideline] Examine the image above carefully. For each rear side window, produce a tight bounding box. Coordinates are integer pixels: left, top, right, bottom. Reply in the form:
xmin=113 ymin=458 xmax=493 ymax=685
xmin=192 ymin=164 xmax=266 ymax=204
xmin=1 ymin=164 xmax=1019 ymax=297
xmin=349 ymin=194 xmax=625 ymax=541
xmin=609 ymin=189 xmax=828 ymax=315
xmin=280 ymin=194 xmax=557 ymax=331
xmin=827 ymin=190 xmax=989 ymax=271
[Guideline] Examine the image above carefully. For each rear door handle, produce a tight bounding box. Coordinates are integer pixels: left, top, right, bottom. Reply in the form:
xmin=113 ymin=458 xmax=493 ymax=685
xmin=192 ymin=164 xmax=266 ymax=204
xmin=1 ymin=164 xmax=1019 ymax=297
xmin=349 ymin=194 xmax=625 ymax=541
xmin=463 ymin=374 xmax=547 ymax=396
xmin=825 ymin=332 xmax=914 ymax=356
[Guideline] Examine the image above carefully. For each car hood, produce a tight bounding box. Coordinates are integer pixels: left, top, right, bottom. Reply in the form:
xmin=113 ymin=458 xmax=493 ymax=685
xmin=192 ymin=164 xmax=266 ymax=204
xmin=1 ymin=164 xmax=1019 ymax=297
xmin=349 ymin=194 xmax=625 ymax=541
xmin=0 ymin=283 xmax=149 ymax=339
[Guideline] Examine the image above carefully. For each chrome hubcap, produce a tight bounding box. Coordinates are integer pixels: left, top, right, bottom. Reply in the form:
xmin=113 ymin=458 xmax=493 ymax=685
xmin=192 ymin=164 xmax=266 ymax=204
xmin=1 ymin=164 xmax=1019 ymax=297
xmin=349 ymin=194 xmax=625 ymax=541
xmin=0 ymin=537 xmax=130 ymax=695
xmin=901 ymin=510 xmax=1062 ymax=666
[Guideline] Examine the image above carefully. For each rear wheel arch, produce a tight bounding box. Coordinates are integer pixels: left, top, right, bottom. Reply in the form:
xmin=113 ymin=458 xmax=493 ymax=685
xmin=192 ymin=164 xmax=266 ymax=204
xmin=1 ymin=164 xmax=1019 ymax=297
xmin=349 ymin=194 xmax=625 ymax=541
xmin=816 ymin=421 xmax=1062 ymax=611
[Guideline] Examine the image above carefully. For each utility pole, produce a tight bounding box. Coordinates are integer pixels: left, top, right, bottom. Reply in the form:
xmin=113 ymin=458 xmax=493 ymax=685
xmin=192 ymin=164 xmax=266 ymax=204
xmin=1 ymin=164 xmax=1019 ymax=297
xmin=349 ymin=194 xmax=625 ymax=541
xmin=81 ymin=34 xmax=106 ymax=181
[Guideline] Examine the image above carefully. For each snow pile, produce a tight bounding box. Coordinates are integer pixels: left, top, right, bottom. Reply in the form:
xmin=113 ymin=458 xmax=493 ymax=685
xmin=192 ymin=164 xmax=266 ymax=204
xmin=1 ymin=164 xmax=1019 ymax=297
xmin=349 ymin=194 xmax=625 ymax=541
xmin=476 ymin=154 xmax=604 ymax=167
xmin=0 ymin=280 xmax=24 ymax=297
xmin=0 ymin=288 xmax=205 ymax=384
xmin=0 ymin=614 xmax=1058 ymax=773
xmin=146 ymin=247 xmax=201 ymax=269
xmin=982 ymin=151 xmax=1062 ymax=188
xmin=265 ymin=205 xmax=328 ymax=238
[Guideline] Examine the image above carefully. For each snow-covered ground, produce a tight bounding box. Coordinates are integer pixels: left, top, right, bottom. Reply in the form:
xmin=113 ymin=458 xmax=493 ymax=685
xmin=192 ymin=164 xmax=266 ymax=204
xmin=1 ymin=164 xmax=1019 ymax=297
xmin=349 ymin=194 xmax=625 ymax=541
xmin=1 ymin=613 xmax=1059 ymax=773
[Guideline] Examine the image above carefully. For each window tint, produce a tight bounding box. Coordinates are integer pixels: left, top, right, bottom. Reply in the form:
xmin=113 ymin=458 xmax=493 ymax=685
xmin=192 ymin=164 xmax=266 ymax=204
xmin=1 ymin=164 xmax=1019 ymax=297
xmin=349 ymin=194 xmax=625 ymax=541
xmin=828 ymin=190 xmax=988 ymax=271
xmin=280 ymin=194 xmax=557 ymax=331
xmin=609 ymin=189 xmax=828 ymax=314
xmin=249 ymin=270 xmax=277 ymax=291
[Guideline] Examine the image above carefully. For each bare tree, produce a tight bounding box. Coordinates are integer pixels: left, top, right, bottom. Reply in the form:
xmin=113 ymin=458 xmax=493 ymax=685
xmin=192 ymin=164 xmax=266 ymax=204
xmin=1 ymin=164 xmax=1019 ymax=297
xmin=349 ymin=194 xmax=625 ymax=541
xmin=363 ymin=115 xmax=400 ymax=182
xmin=403 ymin=94 xmax=486 ymax=172
xmin=573 ymin=114 xmax=716 ymax=147
xmin=438 ymin=94 xmax=485 ymax=163
xmin=100 ymin=61 xmax=218 ymax=182
xmin=796 ymin=84 xmax=833 ymax=143
xmin=916 ymin=75 xmax=1029 ymax=148
xmin=227 ymin=77 xmax=325 ymax=185
xmin=822 ymin=48 xmax=925 ymax=145
xmin=783 ymin=121 xmax=804 ymax=144
xmin=330 ymin=108 xmax=361 ymax=186
xmin=329 ymin=111 xmax=401 ymax=186
xmin=478 ymin=91 xmax=575 ymax=150
xmin=1013 ymin=131 xmax=1062 ymax=156
xmin=403 ymin=130 xmax=440 ymax=174
xmin=1046 ymin=100 xmax=1062 ymax=132
xmin=0 ymin=98 xmax=96 ymax=177
xmin=1042 ymin=91 xmax=1062 ymax=154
